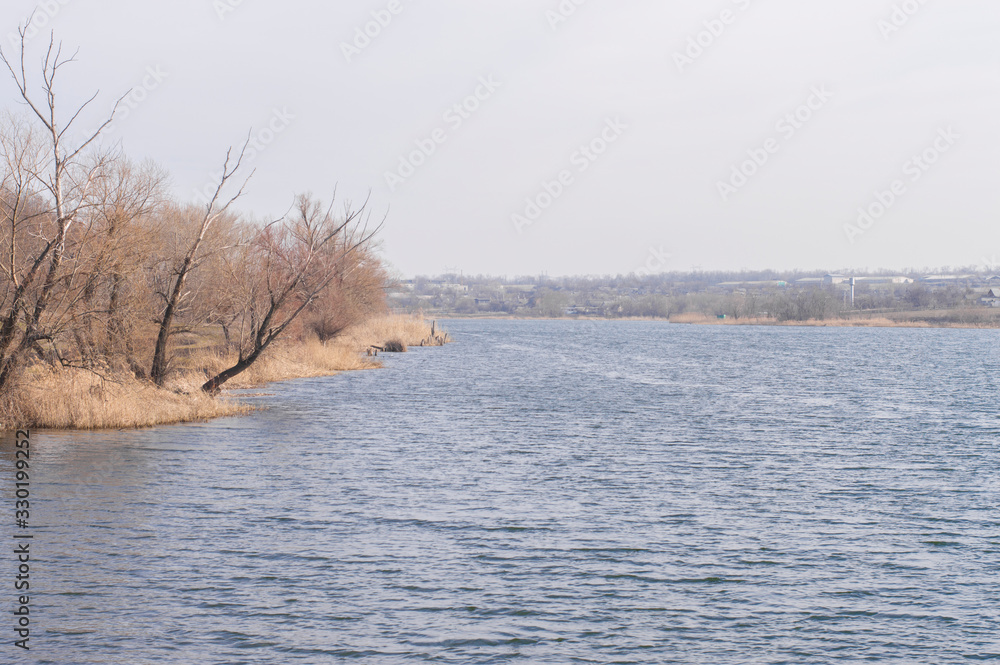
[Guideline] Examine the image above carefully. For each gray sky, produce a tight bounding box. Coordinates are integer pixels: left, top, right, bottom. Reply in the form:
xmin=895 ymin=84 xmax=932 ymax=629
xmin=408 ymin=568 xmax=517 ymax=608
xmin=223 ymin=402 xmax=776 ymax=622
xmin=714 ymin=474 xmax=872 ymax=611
xmin=3 ymin=0 xmax=999 ymax=277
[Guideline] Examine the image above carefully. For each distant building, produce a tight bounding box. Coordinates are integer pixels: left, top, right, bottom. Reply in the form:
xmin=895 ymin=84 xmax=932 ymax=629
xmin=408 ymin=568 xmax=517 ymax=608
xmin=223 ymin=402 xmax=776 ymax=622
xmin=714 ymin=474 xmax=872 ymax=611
xmin=796 ymin=275 xmax=911 ymax=287
xmin=920 ymin=275 xmax=978 ymax=286
xmin=854 ymin=276 xmax=913 ymax=285
xmin=981 ymin=289 xmax=1000 ymax=307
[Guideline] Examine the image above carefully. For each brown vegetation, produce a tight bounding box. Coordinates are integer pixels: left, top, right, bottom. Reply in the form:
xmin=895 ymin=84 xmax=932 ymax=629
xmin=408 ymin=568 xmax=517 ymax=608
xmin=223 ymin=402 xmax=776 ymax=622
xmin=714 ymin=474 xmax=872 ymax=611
xmin=669 ymin=309 xmax=1000 ymax=329
xmin=0 ymin=31 xmax=448 ymax=430
xmin=0 ymin=365 xmax=250 ymax=430
xmin=382 ymin=340 xmax=407 ymax=353
xmin=0 ymin=314 xmax=443 ymax=430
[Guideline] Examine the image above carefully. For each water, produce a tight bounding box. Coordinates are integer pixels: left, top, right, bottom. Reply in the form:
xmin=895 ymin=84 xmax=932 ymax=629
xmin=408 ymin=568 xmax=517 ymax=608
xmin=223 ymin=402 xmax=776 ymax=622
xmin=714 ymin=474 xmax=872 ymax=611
xmin=2 ymin=320 xmax=999 ymax=663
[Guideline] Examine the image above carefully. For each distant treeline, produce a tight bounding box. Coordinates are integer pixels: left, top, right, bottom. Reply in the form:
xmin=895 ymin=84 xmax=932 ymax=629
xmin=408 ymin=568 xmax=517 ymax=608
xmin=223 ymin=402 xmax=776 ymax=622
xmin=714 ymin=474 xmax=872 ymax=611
xmin=393 ymin=272 xmax=992 ymax=321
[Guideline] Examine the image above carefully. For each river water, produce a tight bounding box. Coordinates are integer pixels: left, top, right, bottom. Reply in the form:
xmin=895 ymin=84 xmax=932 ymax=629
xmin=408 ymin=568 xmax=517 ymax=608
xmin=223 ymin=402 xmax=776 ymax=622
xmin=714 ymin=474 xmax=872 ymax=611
xmin=2 ymin=320 xmax=999 ymax=663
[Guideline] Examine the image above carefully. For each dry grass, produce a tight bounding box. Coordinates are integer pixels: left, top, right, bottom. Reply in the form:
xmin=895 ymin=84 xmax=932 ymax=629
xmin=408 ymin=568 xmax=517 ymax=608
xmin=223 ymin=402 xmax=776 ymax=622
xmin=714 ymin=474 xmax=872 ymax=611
xmin=190 ymin=338 xmax=381 ymax=390
xmin=339 ymin=313 xmax=448 ymax=349
xmin=669 ymin=311 xmax=1000 ymax=328
xmin=187 ymin=314 xmax=444 ymax=388
xmin=0 ymin=365 xmax=249 ymax=431
xmin=0 ymin=314 xmax=446 ymax=431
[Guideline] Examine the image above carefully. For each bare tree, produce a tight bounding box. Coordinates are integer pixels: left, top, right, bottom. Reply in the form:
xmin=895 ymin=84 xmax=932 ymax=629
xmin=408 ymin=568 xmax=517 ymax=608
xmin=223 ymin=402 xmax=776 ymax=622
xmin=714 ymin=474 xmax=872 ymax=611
xmin=72 ymin=157 xmax=167 ymax=373
xmin=149 ymin=143 xmax=251 ymax=385
xmin=0 ymin=113 xmax=42 ymax=310
xmin=305 ymin=231 xmax=389 ymax=343
xmin=0 ymin=28 xmax=123 ymax=391
xmin=201 ymin=193 xmax=379 ymax=393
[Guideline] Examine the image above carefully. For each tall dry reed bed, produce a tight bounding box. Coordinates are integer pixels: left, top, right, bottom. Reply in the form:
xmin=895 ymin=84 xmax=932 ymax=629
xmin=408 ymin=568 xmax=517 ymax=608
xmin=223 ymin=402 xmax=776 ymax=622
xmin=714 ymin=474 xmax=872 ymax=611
xmin=0 ymin=315 xmax=446 ymax=431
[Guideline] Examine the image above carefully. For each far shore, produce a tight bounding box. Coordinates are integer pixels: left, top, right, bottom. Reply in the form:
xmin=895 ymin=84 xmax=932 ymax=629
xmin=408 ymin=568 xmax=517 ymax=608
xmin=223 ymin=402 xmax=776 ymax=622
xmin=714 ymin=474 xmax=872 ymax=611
xmin=435 ymin=310 xmax=1000 ymax=329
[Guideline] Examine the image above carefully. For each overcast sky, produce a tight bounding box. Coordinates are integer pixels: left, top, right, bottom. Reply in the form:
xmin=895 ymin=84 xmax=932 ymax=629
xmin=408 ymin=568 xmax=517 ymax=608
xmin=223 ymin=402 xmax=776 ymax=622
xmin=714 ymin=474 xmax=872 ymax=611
xmin=2 ymin=0 xmax=998 ymax=277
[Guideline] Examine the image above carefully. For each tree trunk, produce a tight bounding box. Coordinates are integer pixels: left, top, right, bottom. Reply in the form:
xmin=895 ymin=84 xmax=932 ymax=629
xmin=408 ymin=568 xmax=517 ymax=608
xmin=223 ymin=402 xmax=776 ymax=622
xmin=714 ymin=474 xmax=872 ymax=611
xmin=201 ymin=347 xmax=264 ymax=393
xmin=150 ymin=252 xmax=195 ymax=385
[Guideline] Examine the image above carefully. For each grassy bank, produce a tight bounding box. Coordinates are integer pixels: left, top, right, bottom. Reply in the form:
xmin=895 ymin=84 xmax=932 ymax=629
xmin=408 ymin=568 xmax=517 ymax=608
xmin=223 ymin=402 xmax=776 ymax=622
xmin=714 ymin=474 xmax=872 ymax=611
xmin=670 ymin=309 xmax=1000 ymax=328
xmin=0 ymin=315 xmax=446 ymax=431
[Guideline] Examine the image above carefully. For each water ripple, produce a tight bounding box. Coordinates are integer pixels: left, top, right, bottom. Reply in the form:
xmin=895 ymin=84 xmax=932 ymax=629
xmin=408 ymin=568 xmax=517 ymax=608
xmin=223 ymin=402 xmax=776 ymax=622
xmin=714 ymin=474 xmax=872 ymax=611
xmin=2 ymin=321 xmax=999 ymax=663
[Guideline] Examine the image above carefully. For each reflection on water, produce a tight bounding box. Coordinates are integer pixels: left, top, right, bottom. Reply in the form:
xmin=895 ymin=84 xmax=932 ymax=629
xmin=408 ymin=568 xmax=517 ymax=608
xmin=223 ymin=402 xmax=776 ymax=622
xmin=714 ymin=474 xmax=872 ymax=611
xmin=2 ymin=321 xmax=999 ymax=663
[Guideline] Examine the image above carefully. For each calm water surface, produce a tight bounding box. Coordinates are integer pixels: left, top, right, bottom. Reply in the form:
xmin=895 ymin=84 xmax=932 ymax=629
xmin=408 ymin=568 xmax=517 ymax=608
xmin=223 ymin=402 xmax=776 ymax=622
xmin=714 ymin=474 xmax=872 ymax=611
xmin=2 ymin=320 xmax=999 ymax=663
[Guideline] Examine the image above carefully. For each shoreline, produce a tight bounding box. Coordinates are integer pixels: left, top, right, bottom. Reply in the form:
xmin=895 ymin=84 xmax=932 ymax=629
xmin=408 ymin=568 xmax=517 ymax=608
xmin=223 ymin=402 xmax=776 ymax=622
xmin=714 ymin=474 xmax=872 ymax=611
xmin=1 ymin=315 xmax=447 ymax=432
xmin=436 ymin=311 xmax=1000 ymax=329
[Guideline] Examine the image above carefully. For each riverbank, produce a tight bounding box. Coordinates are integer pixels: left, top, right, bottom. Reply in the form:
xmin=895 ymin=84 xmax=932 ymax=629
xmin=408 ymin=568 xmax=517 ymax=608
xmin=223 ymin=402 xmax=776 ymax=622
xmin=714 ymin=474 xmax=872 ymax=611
xmin=0 ymin=315 xmax=446 ymax=431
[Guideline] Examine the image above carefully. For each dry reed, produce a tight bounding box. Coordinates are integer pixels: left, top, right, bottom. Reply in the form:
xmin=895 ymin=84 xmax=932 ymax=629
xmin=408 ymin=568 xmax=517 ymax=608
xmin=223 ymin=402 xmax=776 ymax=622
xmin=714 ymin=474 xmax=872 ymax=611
xmin=0 ymin=314 xmax=446 ymax=430
xmin=0 ymin=365 xmax=249 ymax=430
xmin=669 ymin=312 xmax=1000 ymax=328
